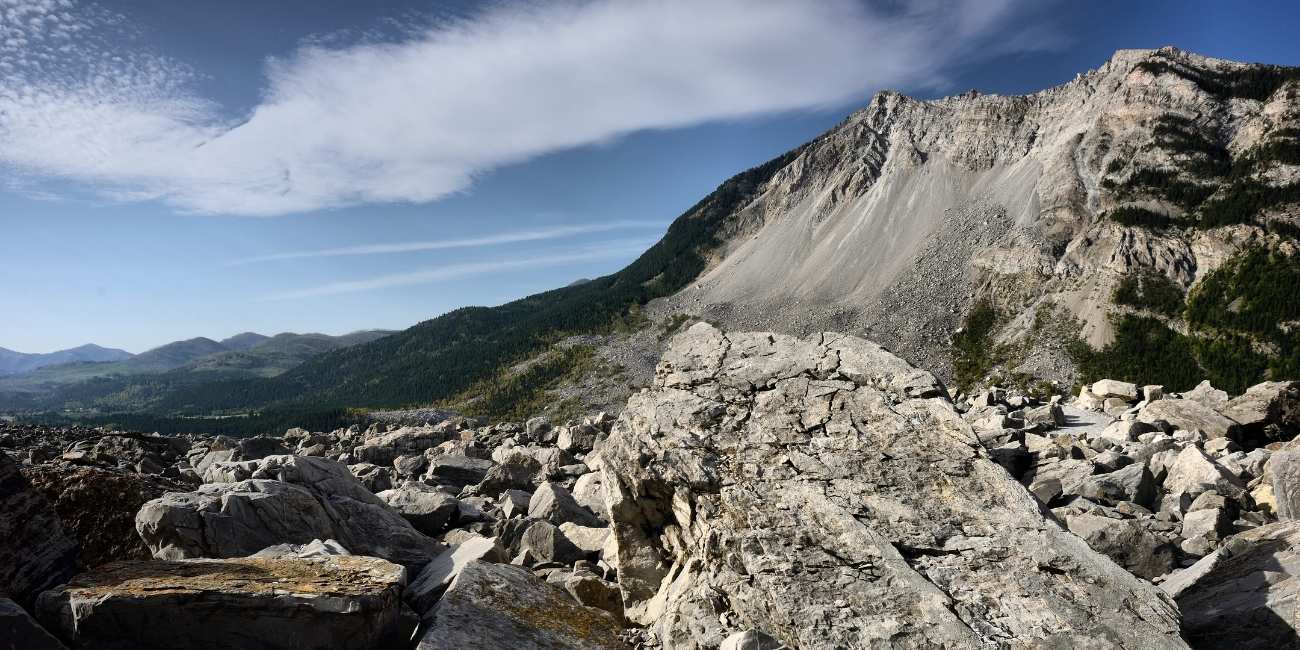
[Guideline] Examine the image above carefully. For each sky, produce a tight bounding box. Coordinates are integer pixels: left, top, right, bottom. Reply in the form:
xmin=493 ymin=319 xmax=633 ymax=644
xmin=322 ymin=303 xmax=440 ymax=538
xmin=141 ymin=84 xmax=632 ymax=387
xmin=2 ymin=0 xmax=1299 ymax=354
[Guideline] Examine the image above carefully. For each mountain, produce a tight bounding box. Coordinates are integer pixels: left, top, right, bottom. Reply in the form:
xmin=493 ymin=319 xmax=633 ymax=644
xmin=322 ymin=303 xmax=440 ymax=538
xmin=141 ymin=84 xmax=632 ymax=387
xmin=0 ymin=330 xmax=395 ymax=412
xmin=219 ymin=332 xmax=271 ymax=352
xmin=8 ymin=47 xmax=1300 ymax=426
xmin=0 ymin=344 xmax=133 ymax=377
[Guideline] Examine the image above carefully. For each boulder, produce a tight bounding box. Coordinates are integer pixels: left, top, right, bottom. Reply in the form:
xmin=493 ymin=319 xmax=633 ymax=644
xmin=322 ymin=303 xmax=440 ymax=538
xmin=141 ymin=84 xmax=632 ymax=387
xmin=1161 ymin=446 xmax=1247 ymax=514
xmin=1137 ymin=399 xmax=1241 ymax=440
xmin=35 ymin=556 xmax=409 ymax=650
xmin=599 ymin=325 xmax=1185 ymax=648
xmin=0 ymin=597 xmax=66 ymax=650
xmin=1268 ymin=446 xmax=1300 ymax=521
xmin=377 ymin=483 xmax=460 ymax=535
xmin=499 ymin=489 xmax=533 ymax=518
xmin=1075 ymin=462 xmax=1156 ymax=508
xmin=252 ymin=538 xmax=351 ymax=559
xmin=21 ymin=464 xmax=176 ymax=567
xmin=426 ymin=455 xmax=495 ymax=489
xmin=518 ymin=520 xmax=587 ymax=565
xmin=136 ymin=455 xmax=440 ymax=570
xmin=405 ymin=536 xmax=504 ymax=615
xmin=0 ymin=451 xmax=78 ymax=608
xmin=1224 ymin=381 xmax=1300 ymax=446
xmin=528 ymin=481 xmax=604 ymax=527
xmin=1165 ymin=521 xmax=1300 ymax=649
xmin=413 ymin=561 xmax=624 ymax=649
xmin=474 ymin=452 xmax=543 ymax=497
xmin=1182 ymin=380 xmax=1230 ymax=408
xmin=1065 ymin=514 xmax=1177 ymax=580
xmin=1092 ymin=379 xmax=1139 ymax=401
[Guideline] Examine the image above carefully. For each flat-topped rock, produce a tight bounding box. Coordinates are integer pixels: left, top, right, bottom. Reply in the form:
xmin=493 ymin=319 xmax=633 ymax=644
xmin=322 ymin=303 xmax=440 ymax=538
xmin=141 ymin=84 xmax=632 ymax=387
xmin=35 ymin=555 xmax=409 ymax=650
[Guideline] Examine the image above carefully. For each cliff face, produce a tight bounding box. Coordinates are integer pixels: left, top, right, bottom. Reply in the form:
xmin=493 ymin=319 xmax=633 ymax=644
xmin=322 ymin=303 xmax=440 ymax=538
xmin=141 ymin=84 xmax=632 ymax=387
xmin=661 ymin=47 xmax=1300 ymax=386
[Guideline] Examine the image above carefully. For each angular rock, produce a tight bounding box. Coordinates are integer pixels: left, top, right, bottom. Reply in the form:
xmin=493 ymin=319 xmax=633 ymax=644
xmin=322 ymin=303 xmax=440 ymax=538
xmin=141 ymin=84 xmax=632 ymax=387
xmin=1223 ymin=381 xmax=1300 ymax=446
xmin=1165 ymin=521 xmax=1300 ymax=649
xmin=518 ymin=520 xmax=587 ymax=565
xmin=405 ymin=536 xmax=504 ymax=615
xmin=377 ymin=483 xmax=460 ymax=535
xmin=529 ymin=481 xmax=604 ymax=527
xmin=1269 ymin=446 xmax=1300 ymax=522
xmin=0 ymin=597 xmax=66 ymax=650
xmin=1075 ymin=462 xmax=1156 ymax=508
xmin=1065 ymin=514 xmax=1176 ymax=580
xmin=499 ymin=489 xmax=533 ymax=518
xmin=252 ymin=538 xmax=351 ymax=559
xmin=1137 ymin=399 xmax=1241 ymax=440
xmin=1093 ymin=379 xmax=1139 ymax=401
xmin=0 ymin=451 xmax=78 ymax=608
xmin=600 ymin=325 xmax=1185 ymax=648
xmin=1182 ymin=380 xmax=1230 ymax=408
xmin=136 ymin=455 xmax=440 ymax=570
xmin=426 ymin=455 xmax=495 ymax=489
xmin=35 ymin=556 xmax=408 ymax=650
xmin=21 ymin=464 xmax=177 ymax=567
xmin=414 ymin=561 xmax=624 ymax=649
xmin=560 ymin=523 xmax=612 ymax=555
xmin=1162 ymin=446 xmax=1247 ymax=514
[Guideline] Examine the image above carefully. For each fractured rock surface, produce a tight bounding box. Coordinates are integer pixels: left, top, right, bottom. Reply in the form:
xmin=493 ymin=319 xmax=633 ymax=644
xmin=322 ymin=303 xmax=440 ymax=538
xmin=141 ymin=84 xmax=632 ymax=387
xmin=599 ymin=324 xmax=1186 ymax=648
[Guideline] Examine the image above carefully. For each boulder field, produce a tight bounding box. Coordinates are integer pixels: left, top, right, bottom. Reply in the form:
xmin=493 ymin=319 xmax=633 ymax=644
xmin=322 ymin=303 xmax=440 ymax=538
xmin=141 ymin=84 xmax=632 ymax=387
xmin=2 ymin=323 xmax=1299 ymax=648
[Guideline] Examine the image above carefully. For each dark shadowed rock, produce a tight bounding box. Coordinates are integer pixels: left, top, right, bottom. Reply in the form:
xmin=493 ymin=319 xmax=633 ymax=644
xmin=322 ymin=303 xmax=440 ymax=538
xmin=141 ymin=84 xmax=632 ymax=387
xmin=0 ymin=451 xmax=78 ymax=608
xmin=0 ymin=597 xmax=67 ymax=650
xmin=1165 ymin=521 xmax=1300 ymax=649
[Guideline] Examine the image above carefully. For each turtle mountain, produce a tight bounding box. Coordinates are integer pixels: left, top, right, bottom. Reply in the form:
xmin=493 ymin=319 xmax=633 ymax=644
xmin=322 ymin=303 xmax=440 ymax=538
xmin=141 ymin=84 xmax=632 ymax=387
xmin=10 ymin=46 xmax=1300 ymax=427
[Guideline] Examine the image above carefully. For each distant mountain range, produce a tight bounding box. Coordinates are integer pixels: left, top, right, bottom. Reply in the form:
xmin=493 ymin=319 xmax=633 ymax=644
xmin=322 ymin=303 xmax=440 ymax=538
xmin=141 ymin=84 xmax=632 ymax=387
xmin=0 ymin=344 xmax=133 ymax=377
xmin=0 ymin=330 xmax=393 ymax=412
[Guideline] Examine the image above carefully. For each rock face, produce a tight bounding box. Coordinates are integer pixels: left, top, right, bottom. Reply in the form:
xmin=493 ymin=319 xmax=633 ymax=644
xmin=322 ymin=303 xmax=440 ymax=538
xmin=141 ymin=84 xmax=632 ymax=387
xmin=599 ymin=324 xmax=1185 ymax=648
xmin=136 ymin=455 xmax=441 ymax=570
xmin=1165 ymin=521 xmax=1300 ymax=649
xmin=414 ymin=561 xmax=625 ymax=650
xmin=22 ymin=464 xmax=181 ymax=567
xmin=0 ymin=451 xmax=78 ymax=608
xmin=35 ymin=555 xmax=409 ymax=650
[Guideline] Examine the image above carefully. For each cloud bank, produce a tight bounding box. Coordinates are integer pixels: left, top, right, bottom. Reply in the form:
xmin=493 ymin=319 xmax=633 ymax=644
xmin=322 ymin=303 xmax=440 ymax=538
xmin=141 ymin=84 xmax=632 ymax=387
xmin=0 ymin=0 xmax=1054 ymax=216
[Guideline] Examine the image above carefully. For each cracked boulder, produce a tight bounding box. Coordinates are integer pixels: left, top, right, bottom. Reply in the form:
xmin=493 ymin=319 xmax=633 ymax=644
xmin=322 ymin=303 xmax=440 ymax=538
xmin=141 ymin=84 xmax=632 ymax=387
xmin=599 ymin=324 xmax=1186 ymax=649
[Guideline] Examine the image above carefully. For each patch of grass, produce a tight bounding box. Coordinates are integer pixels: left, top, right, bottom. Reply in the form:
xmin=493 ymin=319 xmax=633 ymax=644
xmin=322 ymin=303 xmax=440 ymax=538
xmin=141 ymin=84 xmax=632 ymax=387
xmin=1112 ymin=271 xmax=1185 ymax=317
xmin=445 ymin=345 xmax=600 ymax=423
xmin=952 ymin=301 xmax=1004 ymax=393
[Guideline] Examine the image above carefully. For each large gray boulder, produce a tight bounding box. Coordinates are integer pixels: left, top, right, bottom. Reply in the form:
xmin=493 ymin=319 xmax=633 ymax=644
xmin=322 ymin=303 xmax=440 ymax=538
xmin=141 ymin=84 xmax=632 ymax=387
xmin=1164 ymin=521 xmax=1300 ymax=649
xmin=1224 ymin=381 xmax=1300 ymax=445
xmin=35 ymin=555 xmax=409 ymax=650
xmin=414 ymin=561 xmax=624 ymax=649
xmin=599 ymin=324 xmax=1186 ymax=649
xmin=528 ymin=481 xmax=604 ymax=527
xmin=1268 ymin=446 xmax=1300 ymax=522
xmin=136 ymin=455 xmax=440 ymax=570
xmin=0 ymin=451 xmax=78 ymax=609
xmin=1137 ymin=399 xmax=1241 ymax=440
xmin=377 ymin=483 xmax=460 ymax=535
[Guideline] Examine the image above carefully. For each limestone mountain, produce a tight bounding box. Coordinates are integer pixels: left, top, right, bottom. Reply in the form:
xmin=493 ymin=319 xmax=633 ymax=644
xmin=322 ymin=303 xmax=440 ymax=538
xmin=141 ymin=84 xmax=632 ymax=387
xmin=7 ymin=47 xmax=1300 ymax=428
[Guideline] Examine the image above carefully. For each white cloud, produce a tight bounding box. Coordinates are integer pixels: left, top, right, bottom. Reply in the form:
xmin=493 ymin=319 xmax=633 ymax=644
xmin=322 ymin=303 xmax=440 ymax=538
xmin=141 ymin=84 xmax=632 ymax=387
xmin=0 ymin=0 xmax=1055 ymax=216
xmin=228 ymin=220 xmax=664 ymax=265
xmin=260 ymin=243 xmax=649 ymax=300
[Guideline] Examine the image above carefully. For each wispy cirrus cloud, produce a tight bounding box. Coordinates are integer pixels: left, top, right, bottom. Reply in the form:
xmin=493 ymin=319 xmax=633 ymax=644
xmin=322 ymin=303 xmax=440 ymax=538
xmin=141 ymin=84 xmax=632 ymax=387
xmin=228 ymin=220 xmax=664 ymax=265
xmin=260 ymin=243 xmax=649 ymax=301
xmin=0 ymin=0 xmax=1059 ymax=217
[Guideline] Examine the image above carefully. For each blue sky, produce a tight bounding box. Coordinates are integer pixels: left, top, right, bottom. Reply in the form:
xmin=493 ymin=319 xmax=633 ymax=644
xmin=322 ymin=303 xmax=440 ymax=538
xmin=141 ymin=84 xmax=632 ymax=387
xmin=2 ymin=0 xmax=1298 ymax=354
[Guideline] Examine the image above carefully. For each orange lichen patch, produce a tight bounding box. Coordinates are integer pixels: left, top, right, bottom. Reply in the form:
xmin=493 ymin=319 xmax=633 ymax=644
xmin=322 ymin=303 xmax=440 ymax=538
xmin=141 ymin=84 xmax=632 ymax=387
xmin=464 ymin=576 xmax=623 ymax=644
xmin=61 ymin=557 xmax=403 ymax=599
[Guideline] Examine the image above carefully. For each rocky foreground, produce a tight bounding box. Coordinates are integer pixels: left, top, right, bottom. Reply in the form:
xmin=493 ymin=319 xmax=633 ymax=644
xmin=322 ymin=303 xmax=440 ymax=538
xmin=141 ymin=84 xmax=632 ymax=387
xmin=2 ymin=323 xmax=1299 ymax=648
